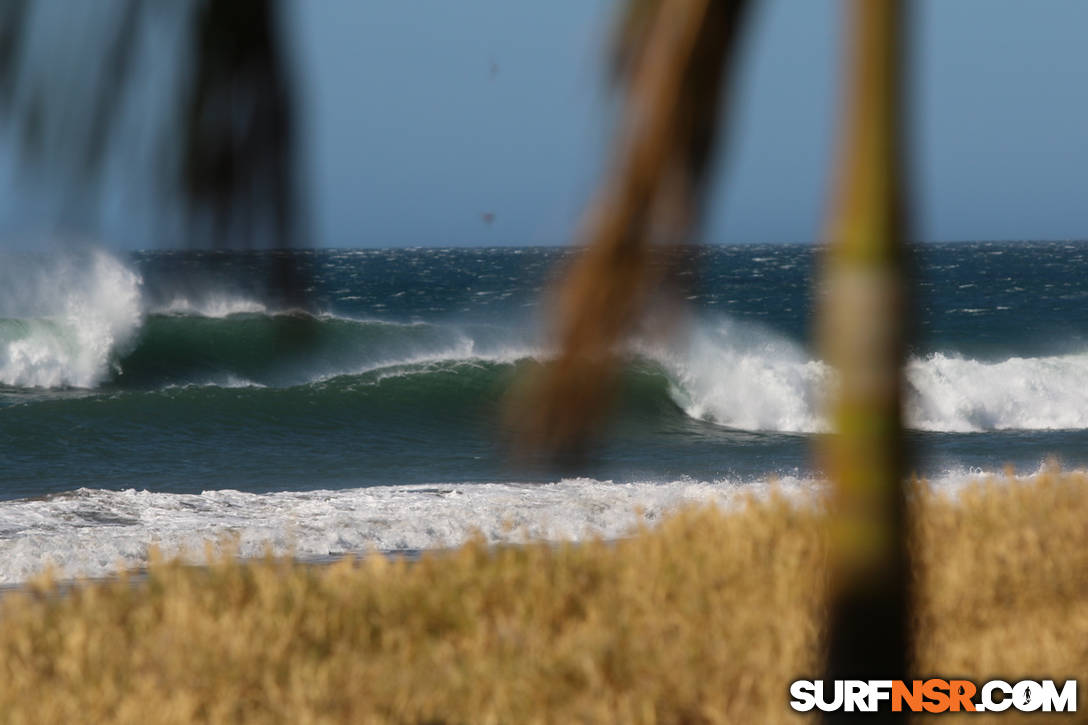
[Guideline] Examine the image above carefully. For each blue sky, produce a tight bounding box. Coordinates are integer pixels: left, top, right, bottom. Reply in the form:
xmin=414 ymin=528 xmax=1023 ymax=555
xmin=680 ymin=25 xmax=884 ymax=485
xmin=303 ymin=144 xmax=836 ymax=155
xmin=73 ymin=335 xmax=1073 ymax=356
xmin=293 ymin=0 xmax=1088 ymax=247
xmin=3 ymin=0 xmax=1088 ymax=247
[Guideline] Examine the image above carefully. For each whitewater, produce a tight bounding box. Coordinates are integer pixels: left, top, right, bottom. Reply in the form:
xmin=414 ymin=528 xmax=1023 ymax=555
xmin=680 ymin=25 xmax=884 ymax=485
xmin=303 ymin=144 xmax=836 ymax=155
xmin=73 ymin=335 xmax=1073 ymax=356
xmin=2 ymin=243 xmax=1087 ymax=583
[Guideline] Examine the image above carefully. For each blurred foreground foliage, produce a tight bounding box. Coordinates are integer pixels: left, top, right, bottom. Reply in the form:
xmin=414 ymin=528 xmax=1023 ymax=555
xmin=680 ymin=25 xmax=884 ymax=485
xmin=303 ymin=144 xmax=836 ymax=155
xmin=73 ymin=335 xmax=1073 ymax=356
xmin=1 ymin=471 xmax=1085 ymax=724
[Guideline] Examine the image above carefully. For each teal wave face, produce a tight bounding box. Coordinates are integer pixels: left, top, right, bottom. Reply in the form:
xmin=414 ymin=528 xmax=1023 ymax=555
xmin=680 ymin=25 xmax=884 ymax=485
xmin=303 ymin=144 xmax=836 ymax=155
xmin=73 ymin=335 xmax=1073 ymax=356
xmin=114 ymin=314 xmax=480 ymax=388
xmin=17 ymin=355 xmax=688 ymax=430
xmin=4 ymin=352 xmax=775 ymax=501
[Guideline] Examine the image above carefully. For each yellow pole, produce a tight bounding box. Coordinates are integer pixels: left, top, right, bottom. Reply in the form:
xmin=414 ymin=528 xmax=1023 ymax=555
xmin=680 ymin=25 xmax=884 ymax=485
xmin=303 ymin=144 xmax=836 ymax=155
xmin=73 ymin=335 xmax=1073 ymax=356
xmin=822 ymin=0 xmax=911 ymax=685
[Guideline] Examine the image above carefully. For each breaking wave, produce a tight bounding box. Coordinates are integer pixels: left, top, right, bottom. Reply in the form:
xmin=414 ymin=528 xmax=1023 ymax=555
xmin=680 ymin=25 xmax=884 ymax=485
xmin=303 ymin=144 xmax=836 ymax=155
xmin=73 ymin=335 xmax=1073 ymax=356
xmin=906 ymin=352 xmax=1088 ymax=432
xmin=4 ymin=251 xmax=1088 ymax=434
xmin=0 ymin=250 xmax=142 ymax=388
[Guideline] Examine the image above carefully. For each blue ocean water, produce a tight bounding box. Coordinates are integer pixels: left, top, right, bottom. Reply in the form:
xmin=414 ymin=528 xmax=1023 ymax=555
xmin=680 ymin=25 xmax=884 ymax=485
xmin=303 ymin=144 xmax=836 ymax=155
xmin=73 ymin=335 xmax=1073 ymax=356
xmin=1 ymin=242 xmax=1086 ymax=581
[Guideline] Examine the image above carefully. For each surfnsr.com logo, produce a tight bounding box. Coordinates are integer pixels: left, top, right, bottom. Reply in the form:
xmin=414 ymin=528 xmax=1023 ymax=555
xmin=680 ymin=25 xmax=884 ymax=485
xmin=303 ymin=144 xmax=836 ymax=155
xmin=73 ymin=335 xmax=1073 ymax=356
xmin=789 ymin=679 xmax=1077 ymax=714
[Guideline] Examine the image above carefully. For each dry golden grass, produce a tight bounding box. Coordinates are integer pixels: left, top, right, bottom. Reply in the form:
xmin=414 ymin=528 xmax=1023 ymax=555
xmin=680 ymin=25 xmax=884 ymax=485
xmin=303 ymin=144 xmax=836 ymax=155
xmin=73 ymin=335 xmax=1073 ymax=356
xmin=0 ymin=471 xmax=1085 ymax=724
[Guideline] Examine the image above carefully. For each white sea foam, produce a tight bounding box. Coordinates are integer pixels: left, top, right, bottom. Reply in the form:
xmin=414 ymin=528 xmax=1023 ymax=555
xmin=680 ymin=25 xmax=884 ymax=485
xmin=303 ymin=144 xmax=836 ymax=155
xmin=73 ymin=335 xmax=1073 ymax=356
xmin=644 ymin=318 xmax=831 ymax=433
xmin=906 ymin=352 xmax=1088 ymax=431
xmin=0 ymin=250 xmax=143 ymax=388
xmin=156 ymin=295 xmax=268 ymax=318
xmin=0 ymin=466 xmax=1057 ymax=586
xmin=0 ymin=477 xmax=818 ymax=584
xmin=648 ymin=318 xmax=1088 ymax=434
xmin=343 ymin=339 xmax=541 ymax=385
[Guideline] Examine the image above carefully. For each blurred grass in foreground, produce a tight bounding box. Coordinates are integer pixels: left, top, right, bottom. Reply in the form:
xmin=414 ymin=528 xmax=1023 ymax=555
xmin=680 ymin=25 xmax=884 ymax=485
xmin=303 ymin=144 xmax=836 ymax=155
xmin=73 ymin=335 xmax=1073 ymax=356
xmin=1 ymin=471 xmax=1085 ymax=724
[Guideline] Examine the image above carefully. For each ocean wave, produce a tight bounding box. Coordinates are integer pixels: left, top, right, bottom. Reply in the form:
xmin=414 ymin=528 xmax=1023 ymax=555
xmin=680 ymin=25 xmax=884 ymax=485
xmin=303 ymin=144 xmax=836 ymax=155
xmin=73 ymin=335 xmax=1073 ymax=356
xmin=112 ymin=314 xmax=535 ymax=388
xmin=0 ymin=250 xmax=539 ymax=389
xmin=5 ymin=250 xmax=1088 ymax=434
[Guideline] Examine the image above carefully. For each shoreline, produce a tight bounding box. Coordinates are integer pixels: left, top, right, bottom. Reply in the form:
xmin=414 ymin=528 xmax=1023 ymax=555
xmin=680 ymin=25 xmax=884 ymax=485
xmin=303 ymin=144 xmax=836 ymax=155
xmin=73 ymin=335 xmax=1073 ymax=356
xmin=0 ymin=464 xmax=1073 ymax=591
xmin=2 ymin=470 xmax=1085 ymax=721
